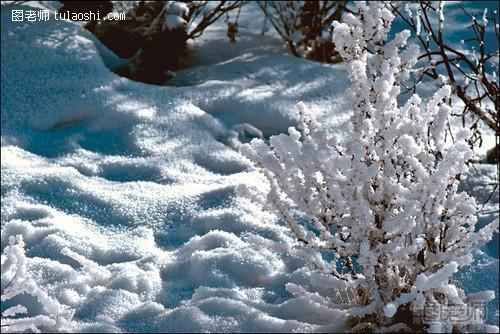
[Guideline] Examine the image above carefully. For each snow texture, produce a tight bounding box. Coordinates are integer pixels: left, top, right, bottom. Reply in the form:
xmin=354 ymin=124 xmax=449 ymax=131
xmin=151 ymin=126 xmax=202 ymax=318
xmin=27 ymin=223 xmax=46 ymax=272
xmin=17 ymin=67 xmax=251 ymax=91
xmin=163 ymin=1 xmax=189 ymax=31
xmin=1 ymin=1 xmax=498 ymax=332
xmin=0 ymin=3 xmax=351 ymax=332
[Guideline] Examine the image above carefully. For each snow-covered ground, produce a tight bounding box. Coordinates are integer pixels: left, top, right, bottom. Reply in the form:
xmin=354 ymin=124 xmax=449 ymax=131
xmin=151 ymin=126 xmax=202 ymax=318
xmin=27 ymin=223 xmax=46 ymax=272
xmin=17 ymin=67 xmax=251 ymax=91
xmin=1 ymin=2 xmax=498 ymax=332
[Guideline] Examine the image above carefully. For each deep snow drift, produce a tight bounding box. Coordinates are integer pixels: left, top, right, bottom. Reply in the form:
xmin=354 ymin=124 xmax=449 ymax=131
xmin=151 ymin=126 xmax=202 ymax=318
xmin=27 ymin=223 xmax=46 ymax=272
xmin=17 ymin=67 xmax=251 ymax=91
xmin=1 ymin=2 xmax=498 ymax=332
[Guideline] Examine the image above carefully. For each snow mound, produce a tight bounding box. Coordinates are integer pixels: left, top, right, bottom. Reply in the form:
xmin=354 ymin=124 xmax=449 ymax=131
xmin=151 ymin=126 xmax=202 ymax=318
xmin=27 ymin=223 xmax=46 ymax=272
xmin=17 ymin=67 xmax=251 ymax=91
xmin=1 ymin=4 xmax=352 ymax=332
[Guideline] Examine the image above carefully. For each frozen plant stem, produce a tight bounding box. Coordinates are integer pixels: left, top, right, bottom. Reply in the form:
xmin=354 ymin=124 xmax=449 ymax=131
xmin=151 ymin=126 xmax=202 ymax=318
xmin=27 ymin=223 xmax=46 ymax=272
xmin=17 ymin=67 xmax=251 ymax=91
xmin=391 ymin=1 xmax=499 ymax=151
xmin=241 ymin=2 xmax=498 ymax=332
xmin=1 ymin=235 xmax=73 ymax=332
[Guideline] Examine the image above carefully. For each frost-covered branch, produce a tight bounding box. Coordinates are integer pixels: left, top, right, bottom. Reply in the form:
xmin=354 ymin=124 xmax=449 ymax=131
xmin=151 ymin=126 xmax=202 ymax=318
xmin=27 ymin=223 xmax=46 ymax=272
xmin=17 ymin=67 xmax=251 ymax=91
xmin=1 ymin=235 xmax=73 ymax=333
xmin=392 ymin=1 xmax=499 ymax=157
xmin=241 ymin=2 xmax=498 ymax=332
xmin=257 ymin=1 xmax=346 ymax=63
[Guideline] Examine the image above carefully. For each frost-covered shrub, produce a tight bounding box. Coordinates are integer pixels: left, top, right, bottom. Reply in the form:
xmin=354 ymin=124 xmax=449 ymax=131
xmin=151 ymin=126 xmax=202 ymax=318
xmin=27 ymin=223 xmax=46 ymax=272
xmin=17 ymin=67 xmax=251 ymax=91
xmin=92 ymin=1 xmax=245 ymax=84
xmin=241 ymin=2 xmax=499 ymax=332
xmin=258 ymin=1 xmax=346 ymax=63
xmin=1 ymin=235 xmax=73 ymax=332
xmin=392 ymin=2 xmax=499 ymax=159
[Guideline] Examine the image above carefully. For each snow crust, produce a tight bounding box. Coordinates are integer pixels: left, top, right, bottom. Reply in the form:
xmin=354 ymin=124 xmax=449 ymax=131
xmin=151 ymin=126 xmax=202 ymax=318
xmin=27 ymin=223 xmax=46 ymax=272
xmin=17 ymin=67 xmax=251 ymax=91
xmin=0 ymin=3 xmax=352 ymax=332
